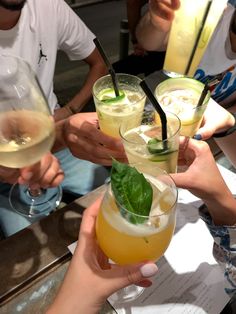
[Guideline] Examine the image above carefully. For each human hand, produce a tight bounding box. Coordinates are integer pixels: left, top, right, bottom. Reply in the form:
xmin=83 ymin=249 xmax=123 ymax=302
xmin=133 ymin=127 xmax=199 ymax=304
xmin=63 ymin=112 xmax=127 ymax=165
xmin=0 ymin=152 xmax=64 ymax=189
xmin=194 ymin=98 xmax=235 ymax=140
xmin=47 ymin=198 xmax=158 ymax=314
xmin=133 ymin=42 xmax=147 ymax=56
xmin=149 ymin=0 xmax=180 ymax=25
xmin=171 ymin=137 xmax=236 ymax=225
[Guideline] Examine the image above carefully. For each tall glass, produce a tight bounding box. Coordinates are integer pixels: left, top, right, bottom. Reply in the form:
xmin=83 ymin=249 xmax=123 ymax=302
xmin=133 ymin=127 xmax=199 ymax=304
xmin=0 ymin=55 xmax=62 ymax=217
xmin=120 ymin=110 xmax=181 ymax=174
xmin=155 ymin=77 xmax=210 ymax=137
xmin=164 ymin=0 xmax=227 ymax=77
xmin=92 ymin=73 xmax=146 ymax=138
xmin=96 ymin=165 xmax=177 ymax=302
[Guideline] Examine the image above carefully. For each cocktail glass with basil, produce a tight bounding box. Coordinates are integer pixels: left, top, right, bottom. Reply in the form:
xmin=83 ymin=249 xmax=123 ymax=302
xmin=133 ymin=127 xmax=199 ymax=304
xmin=96 ymin=160 xmax=177 ymax=303
xmin=92 ymin=73 xmax=146 ymax=138
xmin=120 ymin=110 xmax=181 ymax=174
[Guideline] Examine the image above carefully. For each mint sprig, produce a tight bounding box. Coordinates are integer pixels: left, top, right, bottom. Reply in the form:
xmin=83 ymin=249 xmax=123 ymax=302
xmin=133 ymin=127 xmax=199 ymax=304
xmin=111 ymin=160 xmax=153 ymax=224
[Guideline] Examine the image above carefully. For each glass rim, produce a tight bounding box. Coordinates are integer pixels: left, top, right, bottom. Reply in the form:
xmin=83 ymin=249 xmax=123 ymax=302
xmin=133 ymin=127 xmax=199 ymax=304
xmin=155 ymin=77 xmax=211 ymax=107
xmin=119 ymin=110 xmax=181 ymax=144
xmin=108 ymin=166 xmax=178 ymax=219
xmin=92 ymin=73 xmax=146 ymax=104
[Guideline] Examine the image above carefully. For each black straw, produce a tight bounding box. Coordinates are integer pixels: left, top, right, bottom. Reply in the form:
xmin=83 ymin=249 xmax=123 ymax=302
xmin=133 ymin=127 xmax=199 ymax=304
xmin=140 ymin=80 xmax=168 ymax=146
xmin=93 ymin=37 xmax=120 ymax=97
xmin=196 ymin=83 xmax=209 ymax=107
xmin=184 ymin=0 xmax=213 ymax=76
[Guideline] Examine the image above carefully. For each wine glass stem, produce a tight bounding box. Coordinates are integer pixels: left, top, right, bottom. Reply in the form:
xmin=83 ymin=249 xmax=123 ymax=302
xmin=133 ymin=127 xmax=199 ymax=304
xmin=28 ymin=187 xmax=43 ymax=197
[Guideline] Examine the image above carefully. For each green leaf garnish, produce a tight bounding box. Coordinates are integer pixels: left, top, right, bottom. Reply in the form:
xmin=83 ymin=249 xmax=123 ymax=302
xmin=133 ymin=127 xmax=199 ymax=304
xmin=111 ymin=159 xmax=153 ymax=224
xmin=101 ymin=89 xmax=125 ymax=104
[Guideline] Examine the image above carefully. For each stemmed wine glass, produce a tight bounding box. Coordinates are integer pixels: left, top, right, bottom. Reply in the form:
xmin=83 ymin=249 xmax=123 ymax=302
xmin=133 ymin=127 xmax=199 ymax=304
xmin=96 ymin=162 xmax=178 ymax=305
xmin=0 ymin=54 xmax=62 ymax=217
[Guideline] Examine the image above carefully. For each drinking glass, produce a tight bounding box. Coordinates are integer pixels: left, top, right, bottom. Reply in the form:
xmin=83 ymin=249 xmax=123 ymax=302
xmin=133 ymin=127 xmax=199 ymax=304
xmin=0 ymin=54 xmax=62 ymax=217
xmin=92 ymin=73 xmax=146 ymax=138
xmin=120 ymin=110 xmax=181 ymax=174
xmin=163 ymin=0 xmax=227 ymax=77
xmin=96 ymin=164 xmax=178 ymax=303
xmin=155 ymin=77 xmax=210 ymax=137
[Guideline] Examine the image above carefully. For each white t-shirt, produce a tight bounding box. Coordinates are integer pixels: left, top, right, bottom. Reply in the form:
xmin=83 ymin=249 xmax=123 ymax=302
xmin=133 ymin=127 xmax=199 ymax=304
xmin=0 ymin=0 xmax=95 ymax=112
xmin=195 ymin=2 xmax=236 ymax=107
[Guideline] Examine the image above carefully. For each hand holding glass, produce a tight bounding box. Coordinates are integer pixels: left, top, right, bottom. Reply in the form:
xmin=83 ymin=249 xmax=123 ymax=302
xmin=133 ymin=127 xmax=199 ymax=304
xmin=0 ymin=55 xmax=62 ymax=217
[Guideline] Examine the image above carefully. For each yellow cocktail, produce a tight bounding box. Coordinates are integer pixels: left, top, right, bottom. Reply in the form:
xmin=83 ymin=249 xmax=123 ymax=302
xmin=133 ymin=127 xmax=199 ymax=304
xmin=93 ymin=74 xmax=146 ymax=138
xmin=155 ymin=77 xmax=210 ymax=137
xmin=164 ymin=0 xmax=227 ymax=77
xmin=96 ymin=165 xmax=178 ymax=265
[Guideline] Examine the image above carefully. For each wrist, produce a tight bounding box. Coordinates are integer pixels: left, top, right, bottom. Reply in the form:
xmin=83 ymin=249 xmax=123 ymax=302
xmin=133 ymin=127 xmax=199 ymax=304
xmin=204 ymin=193 xmax=236 ymax=225
xmin=213 ymin=112 xmax=236 ymax=138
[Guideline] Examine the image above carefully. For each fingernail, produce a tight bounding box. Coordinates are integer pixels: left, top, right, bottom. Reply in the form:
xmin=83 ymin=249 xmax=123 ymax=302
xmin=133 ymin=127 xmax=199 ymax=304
xmin=193 ymin=134 xmax=202 ymax=140
xmin=23 ymin=172 xmax=33 ymax=180
xmin=140 ymin=263 xmax=158 ymax=278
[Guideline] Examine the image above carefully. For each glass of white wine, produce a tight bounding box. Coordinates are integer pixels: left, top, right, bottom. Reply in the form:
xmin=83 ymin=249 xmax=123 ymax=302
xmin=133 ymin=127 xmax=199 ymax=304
xmin=0 ymin=54 xmax=62 ymax=217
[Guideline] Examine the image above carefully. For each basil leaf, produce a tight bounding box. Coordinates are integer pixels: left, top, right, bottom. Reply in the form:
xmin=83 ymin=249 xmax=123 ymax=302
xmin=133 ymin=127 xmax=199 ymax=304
xmin=111 ymin=160 xmax=153 ymax=224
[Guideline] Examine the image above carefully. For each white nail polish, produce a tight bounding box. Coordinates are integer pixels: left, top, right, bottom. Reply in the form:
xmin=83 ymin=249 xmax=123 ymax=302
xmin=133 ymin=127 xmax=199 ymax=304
xmin=140 ymin=264 xmax=158 ymax=278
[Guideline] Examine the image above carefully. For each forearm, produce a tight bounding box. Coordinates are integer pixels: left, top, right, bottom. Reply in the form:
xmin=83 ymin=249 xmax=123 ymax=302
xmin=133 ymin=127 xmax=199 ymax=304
xmin=136 ymin=11 xmax=170 ymax=51
xmin=126 ymin=0 xmax=145 ymax=42
xmin=52 ymin=119 xmax=67 ymax=152
xmin=213 ymin=106 xmax=236 ymax=167
xmin=203 ymin=192 xmax=236 ymax=226
xmin=54 ymin=64 xmax=107 ymax=122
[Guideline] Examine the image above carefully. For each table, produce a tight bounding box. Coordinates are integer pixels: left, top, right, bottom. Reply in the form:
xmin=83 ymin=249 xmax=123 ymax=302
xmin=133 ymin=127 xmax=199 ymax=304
xmin=0 ymin=70 xmax=234 ymax=313
xmin=0 ymin=185 xmax=114 ymax=314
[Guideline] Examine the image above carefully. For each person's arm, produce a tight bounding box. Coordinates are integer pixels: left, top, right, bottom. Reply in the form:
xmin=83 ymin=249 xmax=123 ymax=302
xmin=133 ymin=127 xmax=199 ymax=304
xmin=136 ymin=0 xmax=180 ymax=51
xmin=171 ymin=138 xmax=236 ymax=295
xmin=126 ymin=0 xmax=147 ymax=44
xmin=52 ymin=112 xmax=127 ymax=166
xmin=46 ymin=199 xmax=158 ymax=314
xmin=171 ymin=137 xmax=236 ymax=226
xmin=53 ymin=48 xmax=107 ymax=121
xmin=194 ymin=99 xmax=236 ymax=168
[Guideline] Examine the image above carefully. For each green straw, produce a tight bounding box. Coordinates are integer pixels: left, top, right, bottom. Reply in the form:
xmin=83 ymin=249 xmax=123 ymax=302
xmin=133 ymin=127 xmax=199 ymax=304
xmin=93 ymin=37 xmax=120 ymax=97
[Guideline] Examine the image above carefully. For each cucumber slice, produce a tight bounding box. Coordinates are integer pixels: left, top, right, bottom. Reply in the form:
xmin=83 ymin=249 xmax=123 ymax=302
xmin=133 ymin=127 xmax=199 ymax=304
xmin=149 ymin=150 xmax=177 ymax=162
xmin=147 ymin=138 xmax=166 ymax=154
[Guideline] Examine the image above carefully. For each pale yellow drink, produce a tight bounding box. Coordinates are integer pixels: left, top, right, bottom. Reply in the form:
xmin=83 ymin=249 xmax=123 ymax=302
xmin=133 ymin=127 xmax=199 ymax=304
xmin=155 ymin=77 xmax=210 ymax=137
xmin=120 ymin=111 xmax=180 ymax=174
xmin=0 ymin=110 xmax=55 ymax=168
xmin=93 ymin=74 xmax=146 ymax=138
xmin=164 ymin=0 xmax=227 ymax=77
xmin=96 ymin=173 xmax=177 ymax=265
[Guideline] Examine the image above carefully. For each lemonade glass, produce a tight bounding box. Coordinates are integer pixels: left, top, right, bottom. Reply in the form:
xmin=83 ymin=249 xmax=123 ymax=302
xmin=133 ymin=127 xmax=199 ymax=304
xmin=120 ymin=110 xmax=181 ymax=174
xmin=155 ymin=77 xmax=210 ymax=137
xmin=92 ymin=73 xmax=146 ymax=138
xmin=96 ymin=163 xmax=178 ymax=303
xmin=163 ymin=0 xmax=227 ymax=77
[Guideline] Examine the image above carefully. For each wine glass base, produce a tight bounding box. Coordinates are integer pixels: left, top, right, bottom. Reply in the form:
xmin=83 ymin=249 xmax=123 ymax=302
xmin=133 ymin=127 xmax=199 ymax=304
xmin=108 ymin=285 xmax=144 ymax=305
xmin=9 ymin=184 xmax=63 ymax=218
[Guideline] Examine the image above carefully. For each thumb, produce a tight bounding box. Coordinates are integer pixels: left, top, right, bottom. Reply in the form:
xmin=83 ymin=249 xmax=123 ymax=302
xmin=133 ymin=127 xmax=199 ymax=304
xmin=193 ymin=125 xmax=214 ymax=141
xmin=171 ymin=172 xmax=190 ymax=189
xmin=107 ymin=262 xmax=158 ymax=293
